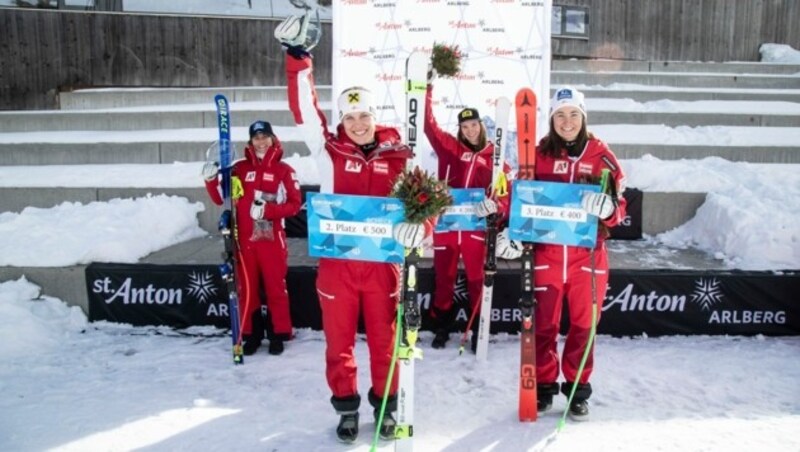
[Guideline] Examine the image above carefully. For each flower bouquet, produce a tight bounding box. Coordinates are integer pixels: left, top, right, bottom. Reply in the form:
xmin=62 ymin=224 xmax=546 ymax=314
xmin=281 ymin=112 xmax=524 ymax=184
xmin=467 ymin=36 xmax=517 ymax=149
xmin=390 ymin=166 xmax=453 ymax=224
xmin=431 ymin=43 xmax=463 ymax=78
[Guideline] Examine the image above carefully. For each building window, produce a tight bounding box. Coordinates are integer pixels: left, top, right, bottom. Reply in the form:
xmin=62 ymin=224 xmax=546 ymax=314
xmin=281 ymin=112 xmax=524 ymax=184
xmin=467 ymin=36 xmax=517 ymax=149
xmin=552 ymin=5 xmax=589 ymax=39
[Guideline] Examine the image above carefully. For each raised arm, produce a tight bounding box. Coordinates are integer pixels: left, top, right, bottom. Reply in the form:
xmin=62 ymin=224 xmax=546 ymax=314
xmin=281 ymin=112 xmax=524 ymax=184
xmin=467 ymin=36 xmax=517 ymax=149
xmin=423 ymin=83 xmax=463 ymax=160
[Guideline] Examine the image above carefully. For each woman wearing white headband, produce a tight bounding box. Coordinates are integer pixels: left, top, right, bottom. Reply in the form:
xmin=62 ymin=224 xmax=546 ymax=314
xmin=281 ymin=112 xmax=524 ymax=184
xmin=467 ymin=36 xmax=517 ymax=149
xmin=275 ymin=17 xmax=435 ymax=444
xmin=533 ymin=86 xmax=628 ymax=421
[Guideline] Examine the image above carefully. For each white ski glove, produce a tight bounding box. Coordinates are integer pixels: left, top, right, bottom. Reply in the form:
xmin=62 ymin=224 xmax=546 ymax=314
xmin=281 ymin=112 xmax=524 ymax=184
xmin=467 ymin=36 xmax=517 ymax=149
xmin=393 ymin=222 xmax=426 ymax=248
xmin=274 ymin=15 xmax=308 ymax=48
xmin=201 ymin=161 xmax=219 ymax=182
xmin=250 ymin=190 xmax=266 ymax=220
xmin=496 ymin=229 xmax=523 ymax=260
xmin=474 ymin=198 xmax=498 ymax=218
xmin=581 ymin=192 xmax=615 ymax=220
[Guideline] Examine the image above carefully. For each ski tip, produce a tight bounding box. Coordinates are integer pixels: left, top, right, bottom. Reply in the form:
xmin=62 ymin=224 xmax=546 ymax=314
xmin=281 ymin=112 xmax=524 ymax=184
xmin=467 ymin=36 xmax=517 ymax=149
xmin=496 ymin=96 xmax=512 ymax=109
xmin=515 ymin=87 xmax=537 ymax=106
xmin=406 ymin=50 xmax=430 ymax=70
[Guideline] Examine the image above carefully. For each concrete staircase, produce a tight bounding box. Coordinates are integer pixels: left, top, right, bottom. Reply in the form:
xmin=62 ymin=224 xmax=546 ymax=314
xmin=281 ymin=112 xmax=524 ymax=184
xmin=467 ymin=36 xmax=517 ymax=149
xmin=1 ymin=60 xmax=799 ymax=308
xmin=551 ymin=59 xmax=800 ymax=162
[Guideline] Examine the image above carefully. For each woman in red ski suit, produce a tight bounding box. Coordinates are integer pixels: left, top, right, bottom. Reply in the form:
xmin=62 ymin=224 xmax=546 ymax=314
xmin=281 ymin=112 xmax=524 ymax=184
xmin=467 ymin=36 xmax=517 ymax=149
xmin=202 ymin=121 xmax=301 ymax=356
xmin=279 ymin=46 xmax=435 ymax=441
xmin=423 ymin=80 xmax=515 ymax=350
xmin=534 ymin=87 xmax=627 ymax=421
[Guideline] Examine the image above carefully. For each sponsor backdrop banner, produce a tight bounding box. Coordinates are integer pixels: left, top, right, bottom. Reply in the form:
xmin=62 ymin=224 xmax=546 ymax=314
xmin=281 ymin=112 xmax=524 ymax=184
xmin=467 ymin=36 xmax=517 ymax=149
xmin=86 ymin=263 xmax=231 ymax=329
xmin=331 ymin=0 xmax=551 ymax=175
xmin=87 ymin=264 xmax=799 ymax=336
xmin=610 ymin=187 xmax=642 ymax=240
xmin=86 ymin=263 xmax=320 ymax=330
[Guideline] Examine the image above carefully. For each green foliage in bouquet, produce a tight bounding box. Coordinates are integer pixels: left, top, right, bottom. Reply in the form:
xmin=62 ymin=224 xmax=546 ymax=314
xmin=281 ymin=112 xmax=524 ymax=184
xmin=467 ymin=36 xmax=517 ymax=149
xmin=431 ymin=43 xmax=462 ymax=78
xmin=390 ymin=167 xmax=453 ymax=224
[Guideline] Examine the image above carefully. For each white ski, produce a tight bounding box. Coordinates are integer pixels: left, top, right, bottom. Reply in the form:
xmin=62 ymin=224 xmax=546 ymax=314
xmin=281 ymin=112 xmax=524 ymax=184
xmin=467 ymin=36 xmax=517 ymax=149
xmin=475 ymin=96 xmax=511 ymax=362
xmin=394 ymin=50 xmax=428 ymax=452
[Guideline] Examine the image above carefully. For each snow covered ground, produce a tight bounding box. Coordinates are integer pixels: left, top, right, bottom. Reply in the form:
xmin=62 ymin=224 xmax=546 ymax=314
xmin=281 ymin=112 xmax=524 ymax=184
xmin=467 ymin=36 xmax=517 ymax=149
xmin=1 ymin=277 xmax=799 ymax=452
xmin=761 ymin=43 xmax=800 ymax=64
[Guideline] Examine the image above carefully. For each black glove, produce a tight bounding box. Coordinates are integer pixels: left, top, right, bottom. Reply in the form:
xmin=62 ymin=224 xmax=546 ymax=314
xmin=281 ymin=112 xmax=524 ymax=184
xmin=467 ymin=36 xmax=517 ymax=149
xmin=283 ymin=43 xmax=310 ymax=60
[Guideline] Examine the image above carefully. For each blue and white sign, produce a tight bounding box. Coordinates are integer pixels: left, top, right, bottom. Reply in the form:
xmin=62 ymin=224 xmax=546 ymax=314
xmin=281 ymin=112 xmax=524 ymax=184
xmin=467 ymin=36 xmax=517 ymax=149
xmin=509 ymin=180 xmax=601 ymax=248
xmin=435 ymin=188 xmax=486 ymax=232
xmin=307 ymin=193 xmax=406 ymax=263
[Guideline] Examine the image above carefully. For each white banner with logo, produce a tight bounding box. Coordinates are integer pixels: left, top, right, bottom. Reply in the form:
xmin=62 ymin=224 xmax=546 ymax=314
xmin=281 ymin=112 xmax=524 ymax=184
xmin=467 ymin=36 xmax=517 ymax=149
xmin=331 ymin=0 xmax=551 ymax=174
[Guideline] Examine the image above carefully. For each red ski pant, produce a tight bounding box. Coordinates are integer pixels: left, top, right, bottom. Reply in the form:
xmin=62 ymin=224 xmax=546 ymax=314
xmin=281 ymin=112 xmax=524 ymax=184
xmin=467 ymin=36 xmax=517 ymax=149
xmin=316 ymin=258 xmax=400 ymax=400
xmin=534 ymin=244 xmax=609 ymax=385
xmin=235 ymin=232 xmax=293 ymax=337
xmin=431 ymin=231 xmax=487 ymax=316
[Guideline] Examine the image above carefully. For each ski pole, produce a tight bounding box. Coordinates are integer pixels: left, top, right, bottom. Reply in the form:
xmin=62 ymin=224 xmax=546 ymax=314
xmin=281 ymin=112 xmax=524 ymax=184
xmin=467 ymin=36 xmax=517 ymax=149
xmin=558 ymin=169 xmax=610 ymax=431
xmin=458 ymin=299 xmax=480 ymax=355
xmin=372 ymin=297 xmax=403 ymax=451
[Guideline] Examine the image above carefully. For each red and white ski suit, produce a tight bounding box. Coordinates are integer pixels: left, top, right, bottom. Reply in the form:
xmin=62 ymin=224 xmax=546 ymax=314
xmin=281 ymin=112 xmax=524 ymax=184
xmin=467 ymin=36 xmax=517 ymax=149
xmin=204 ymin=138 xmax=301 ymax=338
xmin=534 ymin=137 xmax=627 ymax=385
xmin=424 ymin=84 xmax=512 ymax=319
xmin=286 ymin=54 xmax=433 ymax=405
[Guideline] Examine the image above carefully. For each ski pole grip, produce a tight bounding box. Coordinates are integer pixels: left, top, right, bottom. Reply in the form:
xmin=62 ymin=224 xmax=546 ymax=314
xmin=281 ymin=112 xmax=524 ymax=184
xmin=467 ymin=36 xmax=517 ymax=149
xmin=599 ymin=168 xmax=610 ymax=193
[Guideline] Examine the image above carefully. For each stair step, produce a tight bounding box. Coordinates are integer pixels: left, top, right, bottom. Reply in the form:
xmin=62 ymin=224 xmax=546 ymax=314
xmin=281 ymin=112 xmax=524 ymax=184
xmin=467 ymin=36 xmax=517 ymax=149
xmin=2 ymin=123 xmax=798 ymax=165
xmin=552 ymin=70 xmax=800 ymax=89
xmin=573 ymin=87 xmax=800 ymax=103
xmin=553 ymin=59 xmax=800 ymax=74
xmin=59 ymin=86 xmax=333 ymax=110
xmin=0 ymin=103 xmax=332 ymax=133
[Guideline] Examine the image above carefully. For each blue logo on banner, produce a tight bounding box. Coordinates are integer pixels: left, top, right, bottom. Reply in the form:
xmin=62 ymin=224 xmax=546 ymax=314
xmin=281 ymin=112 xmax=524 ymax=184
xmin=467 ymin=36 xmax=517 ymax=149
xmin=307 ymin=193 xmax=406 ymax=263
xmin=509 ymin=180 xmax=600 ymax=248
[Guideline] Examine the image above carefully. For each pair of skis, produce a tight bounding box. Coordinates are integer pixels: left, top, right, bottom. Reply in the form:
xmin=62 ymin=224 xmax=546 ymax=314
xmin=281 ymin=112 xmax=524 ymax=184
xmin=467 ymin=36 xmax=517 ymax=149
xmin=466 ymin=88 xmax=539 ymax=421
xmin=214 ymin=94 xmax=244 ymax=365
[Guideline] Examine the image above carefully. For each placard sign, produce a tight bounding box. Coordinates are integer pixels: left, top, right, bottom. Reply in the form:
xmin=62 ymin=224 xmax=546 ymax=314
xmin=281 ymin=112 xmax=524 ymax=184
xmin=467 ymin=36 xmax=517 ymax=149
xmin=435 ymin=188 xmax=486 ymax=232
xmin=509 ymin=180 xmax=600 ymax=248
xmin=307 ymin=192 xmax=405 ymax=263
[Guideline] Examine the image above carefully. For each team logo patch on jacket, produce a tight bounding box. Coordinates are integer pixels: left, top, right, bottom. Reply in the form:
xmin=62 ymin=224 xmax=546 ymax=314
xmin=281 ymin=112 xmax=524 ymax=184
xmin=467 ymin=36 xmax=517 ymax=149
xmin=578 ymin=162 xmax=593 ymax=175
xmin=373 ymin=161 xmax=389 ymax=174
xmin=601 ymin=155 xmax=618 ymax=172
xmin=263 ymin=173 xmax=275 ymax=182
xmin=476 ymin=156 xmax=487 ymax=166
xmin=245 ymin=171 xmax=257 ymax=182
xmin=345 ymin=160 xmax=363 ymax=173
xmin=461 ymin=152 xmax=474 ymax=162
xmin=554 ymin=160 xmax=569 ymax=174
